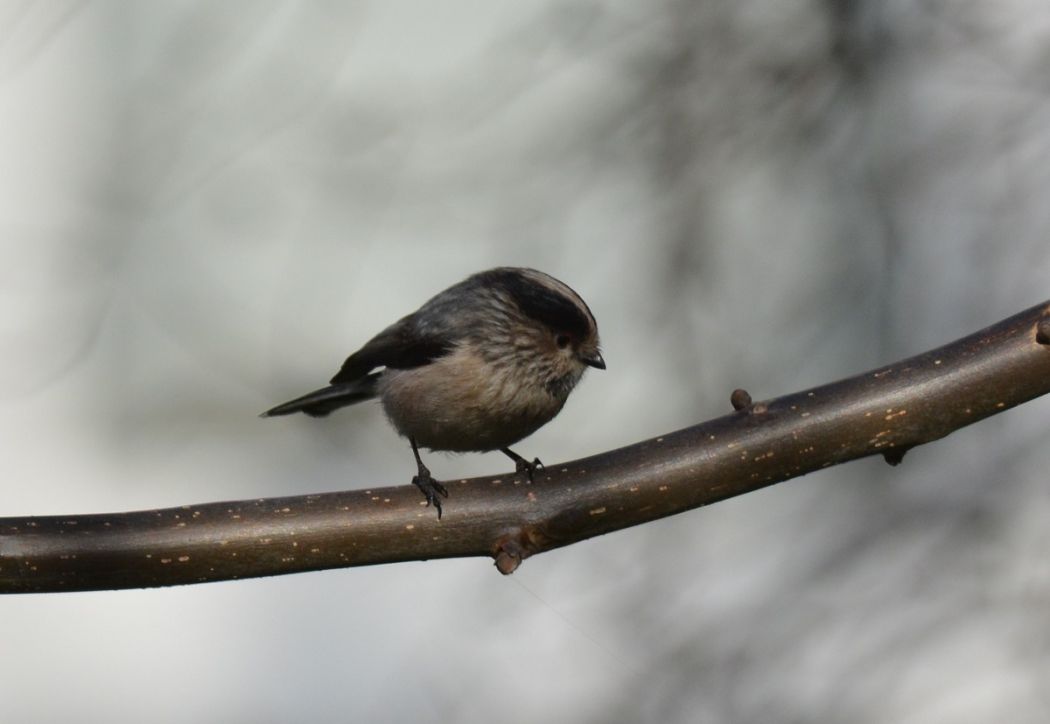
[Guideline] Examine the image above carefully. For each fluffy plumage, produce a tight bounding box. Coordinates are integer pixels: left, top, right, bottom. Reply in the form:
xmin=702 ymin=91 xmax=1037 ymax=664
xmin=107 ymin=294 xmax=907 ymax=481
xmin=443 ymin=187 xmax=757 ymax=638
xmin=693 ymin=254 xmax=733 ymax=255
xmin=263 ymin=267 xmax=604 ymax=517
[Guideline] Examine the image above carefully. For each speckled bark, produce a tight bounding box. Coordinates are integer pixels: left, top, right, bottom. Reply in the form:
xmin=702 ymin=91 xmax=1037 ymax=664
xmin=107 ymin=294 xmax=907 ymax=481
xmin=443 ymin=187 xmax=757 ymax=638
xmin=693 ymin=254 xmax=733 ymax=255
xmin=3 ymin=301 xmax=1050 ymax=592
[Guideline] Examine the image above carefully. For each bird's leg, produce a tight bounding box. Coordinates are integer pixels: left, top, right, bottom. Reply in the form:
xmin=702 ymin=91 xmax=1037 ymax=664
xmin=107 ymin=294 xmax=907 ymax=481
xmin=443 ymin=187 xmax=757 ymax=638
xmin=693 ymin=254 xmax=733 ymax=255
xmin=501 ymin=447 xmax=544 ymax=483
xmin=410 ymin=438 xmax=448 ymax=518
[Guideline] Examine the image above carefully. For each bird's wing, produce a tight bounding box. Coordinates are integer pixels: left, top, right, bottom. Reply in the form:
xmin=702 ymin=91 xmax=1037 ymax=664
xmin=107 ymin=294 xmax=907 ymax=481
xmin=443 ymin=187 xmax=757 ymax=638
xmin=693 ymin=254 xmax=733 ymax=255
xmin=329 ymin=315 xmax=454 ymax=384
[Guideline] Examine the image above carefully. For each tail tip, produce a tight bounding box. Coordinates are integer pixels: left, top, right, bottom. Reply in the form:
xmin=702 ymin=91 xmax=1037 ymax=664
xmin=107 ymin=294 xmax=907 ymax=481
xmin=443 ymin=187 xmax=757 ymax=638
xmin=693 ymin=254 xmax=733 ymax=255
xmin=260 ymin=404 xmax=293 ymax=418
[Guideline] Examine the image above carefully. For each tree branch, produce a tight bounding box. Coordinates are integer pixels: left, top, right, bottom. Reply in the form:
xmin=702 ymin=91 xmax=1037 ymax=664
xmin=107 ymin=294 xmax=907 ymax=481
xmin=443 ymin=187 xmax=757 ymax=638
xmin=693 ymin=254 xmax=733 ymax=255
xmin=3 ymin=302 xmax=1050 ymax=593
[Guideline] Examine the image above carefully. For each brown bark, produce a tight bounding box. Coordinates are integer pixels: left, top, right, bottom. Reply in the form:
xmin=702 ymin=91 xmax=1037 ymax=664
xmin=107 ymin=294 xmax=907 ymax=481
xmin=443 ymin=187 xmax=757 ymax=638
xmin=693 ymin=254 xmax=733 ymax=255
xmin=3 ymin=302 xmax=1049 ymax=593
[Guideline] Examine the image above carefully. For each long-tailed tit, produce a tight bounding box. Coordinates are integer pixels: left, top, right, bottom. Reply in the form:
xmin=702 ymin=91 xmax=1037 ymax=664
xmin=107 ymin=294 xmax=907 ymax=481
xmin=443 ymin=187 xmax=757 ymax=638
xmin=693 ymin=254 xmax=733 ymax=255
xmin=263 ymin=267 xmax=604 ymax=518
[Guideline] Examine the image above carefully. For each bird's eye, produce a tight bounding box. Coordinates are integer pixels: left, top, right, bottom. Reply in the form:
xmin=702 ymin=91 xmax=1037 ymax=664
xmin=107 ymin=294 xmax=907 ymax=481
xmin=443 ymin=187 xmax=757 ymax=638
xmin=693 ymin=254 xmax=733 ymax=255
xmin=555 ymin=333 xmax=572 ymax=349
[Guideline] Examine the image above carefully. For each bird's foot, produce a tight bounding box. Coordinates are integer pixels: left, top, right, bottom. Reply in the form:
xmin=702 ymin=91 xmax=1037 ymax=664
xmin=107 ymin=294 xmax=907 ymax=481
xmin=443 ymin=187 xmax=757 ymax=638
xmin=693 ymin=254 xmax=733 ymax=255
xmin=514 ymin=456 xmax=544 ymax=483
xmin=500 ymin=447 xmax=544 ymax=483
xmin=412 ymin=472 xmax=449 ymax=519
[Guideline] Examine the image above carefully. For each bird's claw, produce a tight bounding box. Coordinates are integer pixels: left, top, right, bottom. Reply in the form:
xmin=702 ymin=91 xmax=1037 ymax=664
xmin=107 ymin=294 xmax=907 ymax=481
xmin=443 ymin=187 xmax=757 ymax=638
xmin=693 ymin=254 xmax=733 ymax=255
xmin=412 ymin=473 xmax=449 ymax=519
xmin=515 ymin=457 xmax=544 ymax=483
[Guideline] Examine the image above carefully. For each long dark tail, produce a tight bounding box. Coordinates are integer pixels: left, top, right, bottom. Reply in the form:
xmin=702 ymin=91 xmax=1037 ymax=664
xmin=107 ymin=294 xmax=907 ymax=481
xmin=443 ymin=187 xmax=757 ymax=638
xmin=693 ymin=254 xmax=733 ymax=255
xmin=261 ymin=373 xmax=380 ymax=418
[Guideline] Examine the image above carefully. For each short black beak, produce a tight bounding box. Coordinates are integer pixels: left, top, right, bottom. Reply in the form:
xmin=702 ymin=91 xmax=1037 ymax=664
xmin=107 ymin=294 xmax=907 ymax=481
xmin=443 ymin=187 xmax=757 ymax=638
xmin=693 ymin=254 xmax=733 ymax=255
xmin=582 ymin=351 xmax=606 ymax=370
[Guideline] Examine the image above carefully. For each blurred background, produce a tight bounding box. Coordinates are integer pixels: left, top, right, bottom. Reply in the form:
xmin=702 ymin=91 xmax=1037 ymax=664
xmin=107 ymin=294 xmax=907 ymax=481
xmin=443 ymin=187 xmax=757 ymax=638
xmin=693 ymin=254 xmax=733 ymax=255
xmin=3 ymin=1 xmax=1050 ymax=722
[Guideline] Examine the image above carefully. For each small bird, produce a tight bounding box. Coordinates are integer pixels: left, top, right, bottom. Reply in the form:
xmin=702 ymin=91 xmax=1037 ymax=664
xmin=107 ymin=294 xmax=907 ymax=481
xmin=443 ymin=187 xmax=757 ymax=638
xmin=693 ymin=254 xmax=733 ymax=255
xmin=262 ymin=267 xmax=605 ymax=518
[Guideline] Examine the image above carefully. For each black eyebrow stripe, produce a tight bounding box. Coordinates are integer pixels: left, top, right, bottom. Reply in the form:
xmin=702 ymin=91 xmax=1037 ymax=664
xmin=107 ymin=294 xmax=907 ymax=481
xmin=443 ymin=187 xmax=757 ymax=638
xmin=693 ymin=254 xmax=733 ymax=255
xmin=488 ymin=270 xmax=592 ymax=337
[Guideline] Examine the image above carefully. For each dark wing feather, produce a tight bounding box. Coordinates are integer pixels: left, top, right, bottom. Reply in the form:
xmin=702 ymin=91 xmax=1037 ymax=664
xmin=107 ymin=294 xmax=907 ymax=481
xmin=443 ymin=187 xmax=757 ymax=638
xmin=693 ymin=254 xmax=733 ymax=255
xmin=330 ymin=315 xmax=454 ymax=384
